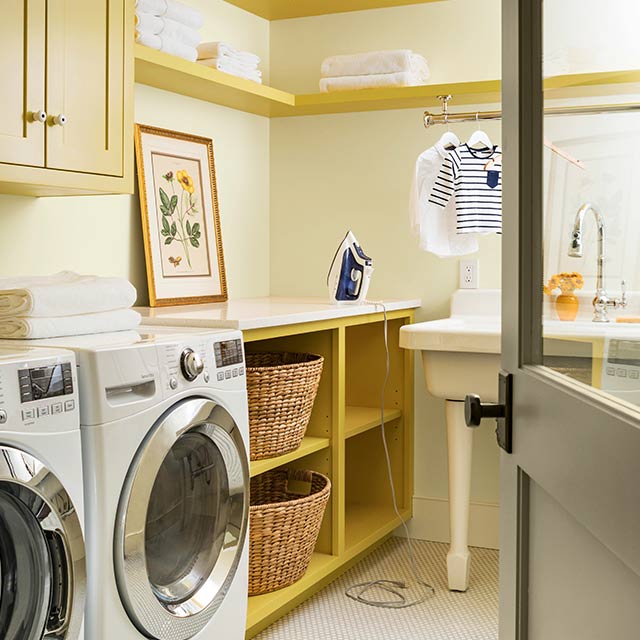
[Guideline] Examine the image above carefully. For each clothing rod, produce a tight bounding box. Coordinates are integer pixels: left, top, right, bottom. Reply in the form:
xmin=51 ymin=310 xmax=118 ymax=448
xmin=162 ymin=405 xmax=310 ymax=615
xmin=423 ymin=102 xmax=640 ymax=127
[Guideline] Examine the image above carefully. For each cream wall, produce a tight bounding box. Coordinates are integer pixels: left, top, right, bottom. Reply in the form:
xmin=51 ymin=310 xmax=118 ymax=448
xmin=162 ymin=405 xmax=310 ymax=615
xmin=0 ymin=1 xmax=271 ymax=304
xmin=270 ymin=0 xmax=503 ymax=547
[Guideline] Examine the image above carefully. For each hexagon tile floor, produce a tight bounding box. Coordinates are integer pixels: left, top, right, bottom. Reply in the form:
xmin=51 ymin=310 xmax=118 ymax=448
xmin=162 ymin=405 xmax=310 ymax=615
xmin=255 ymin=538 xmax=498 ymax=640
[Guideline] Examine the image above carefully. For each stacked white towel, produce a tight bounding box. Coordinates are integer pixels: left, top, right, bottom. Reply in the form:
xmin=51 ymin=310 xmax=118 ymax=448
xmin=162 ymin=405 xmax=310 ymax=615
xmin=319 ymin=50 xmax=430 ymax=93
xmin=0 ymin=272 xmax=141 ymax=339
xmin=197 ymin=42 xmax=262 ymax=84
xmin=135 ymin=0 xmax=203 ymax=62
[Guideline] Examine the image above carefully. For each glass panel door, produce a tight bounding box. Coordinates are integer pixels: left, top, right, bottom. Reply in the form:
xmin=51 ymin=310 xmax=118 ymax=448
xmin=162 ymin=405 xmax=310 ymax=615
xmin=541 ymin=0 xmax=640 ymax=409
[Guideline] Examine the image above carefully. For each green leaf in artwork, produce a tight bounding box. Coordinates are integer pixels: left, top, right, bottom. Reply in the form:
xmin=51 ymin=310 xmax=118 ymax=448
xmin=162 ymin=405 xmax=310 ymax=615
xmin=170 ymin=222 xmax=177 ymax=236
xmin=192 ymin=222 xmax=200 ymax=234
xmin=170 ymin=195 xmax=178 ymax=213
xmin=160 ymin=205 xmax=168 ymax=216
xmin=159 ymin=188 xmax=171 ymax=210
xmin=186 ymin=220 xmax=192 ymax=235
xmin=162 ymin=216 xmax=170 ymax=235
xmin=165 ymin=237 xmax=173 ymax=245
xmin=161 ymin=229 xmax=169 ymax=236
xmin=190 ymin=237 xmax=200 ymax=248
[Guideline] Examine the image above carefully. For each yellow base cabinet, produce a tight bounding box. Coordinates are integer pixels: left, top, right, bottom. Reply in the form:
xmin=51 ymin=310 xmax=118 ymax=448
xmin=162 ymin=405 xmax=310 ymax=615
xmin=243 ymin=309 xmax=415 ymax=638
xmin=0 ymin=0 xmax=133 ymax=196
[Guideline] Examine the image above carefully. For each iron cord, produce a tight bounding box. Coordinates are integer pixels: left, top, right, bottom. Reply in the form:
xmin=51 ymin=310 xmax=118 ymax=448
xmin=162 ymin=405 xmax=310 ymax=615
xmin=345 ymin=302 xmax=435 ymax=609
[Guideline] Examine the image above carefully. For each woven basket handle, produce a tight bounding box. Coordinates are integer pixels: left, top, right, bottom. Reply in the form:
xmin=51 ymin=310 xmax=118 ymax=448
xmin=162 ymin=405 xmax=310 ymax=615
xmin=286 ymin=469 xmax=314 ymax=496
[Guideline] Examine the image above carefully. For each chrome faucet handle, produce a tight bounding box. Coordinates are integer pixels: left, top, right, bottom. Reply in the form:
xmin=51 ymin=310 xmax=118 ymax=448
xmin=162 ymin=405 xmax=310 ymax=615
xmin=617 ymin=279 xmax=628 ymax=308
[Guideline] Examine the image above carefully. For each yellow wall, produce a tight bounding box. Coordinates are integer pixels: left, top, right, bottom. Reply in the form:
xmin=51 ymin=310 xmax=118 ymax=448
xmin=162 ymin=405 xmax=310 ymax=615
xmin=0 ymin=1 xmax=271 ymax=304
xmin=269 ymin=0 xmax=503 ymax=542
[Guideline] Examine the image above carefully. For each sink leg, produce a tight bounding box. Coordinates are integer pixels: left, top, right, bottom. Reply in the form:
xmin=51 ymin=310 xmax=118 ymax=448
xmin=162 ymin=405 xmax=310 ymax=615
xmin=445 ymin=399 xmax=473 ymax=592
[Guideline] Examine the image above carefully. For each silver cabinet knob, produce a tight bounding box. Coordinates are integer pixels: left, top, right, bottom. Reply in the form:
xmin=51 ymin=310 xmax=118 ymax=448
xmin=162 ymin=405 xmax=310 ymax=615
xmin=51 ymin=113 xmax=68 ymax=126
xmin=30 ymin=110 xmax=47 ymax=123
xmin=180 ymin=348 xmax=204 ymax=382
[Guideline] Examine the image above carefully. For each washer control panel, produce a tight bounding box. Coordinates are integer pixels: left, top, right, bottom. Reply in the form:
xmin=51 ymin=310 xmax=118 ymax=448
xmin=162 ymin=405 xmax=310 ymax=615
xmin=0 ymin=347 xmax=79 ymax=433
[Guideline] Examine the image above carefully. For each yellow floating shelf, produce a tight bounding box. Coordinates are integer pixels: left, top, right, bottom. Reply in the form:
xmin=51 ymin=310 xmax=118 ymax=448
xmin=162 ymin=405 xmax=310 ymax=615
xmin=246 ymin=552 xmax=340 ymax=637
xmin=224 ymin=0 xmax=444 ymax=20
xmin=249 ymin=436 xmax=331 ymax=477
xmin=134 ymin=45 xmax=295 ymax=117
xmin=345 ymin=502 xmax=411 ymax=553
xmin=134 ymin=47 xmax=640 ymax=117
xmin=345 ymin=406 xmax=402 ymax=439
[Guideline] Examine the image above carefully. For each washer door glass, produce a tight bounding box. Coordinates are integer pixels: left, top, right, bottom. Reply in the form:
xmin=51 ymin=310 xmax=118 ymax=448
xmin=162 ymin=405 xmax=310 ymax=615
xmin=0 ymin=446 xmax=85 ymax=640
xmin=0 ymin=491 xmax=51 ymax=640
xmin=116 ymin=398 xmax=249 ymax=640
xmin=146 ymin=431 xmax=230 ymax=604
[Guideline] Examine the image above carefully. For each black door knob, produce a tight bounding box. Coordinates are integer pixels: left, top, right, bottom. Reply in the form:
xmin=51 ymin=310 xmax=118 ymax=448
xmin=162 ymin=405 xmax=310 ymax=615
xmin=464 ymin=394 xmax=506 ymax=428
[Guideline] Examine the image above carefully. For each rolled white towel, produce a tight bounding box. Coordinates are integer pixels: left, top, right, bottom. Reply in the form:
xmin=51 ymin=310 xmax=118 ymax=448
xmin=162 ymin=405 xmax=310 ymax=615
xmin=199 ymin=57 xmax=262 ymax=83
xmin=135 ymin=12 xmax=201 ymax=47
xmin=321 ymin=50 xmax=430 ymax=81
xmin=0 ymin=309 xmax=142 ymax=340
xmin=0 ymin=272 xmax=137 ymax=319
xmin=197 ymin=41 xmax=260 ymax=67
xmin=136 ymin=31 xmax=198 ymax=62
xmin=320 ymin=71 xmax=426 ymax=93
xmin=135 ymin=0 xmax=204 ymax=29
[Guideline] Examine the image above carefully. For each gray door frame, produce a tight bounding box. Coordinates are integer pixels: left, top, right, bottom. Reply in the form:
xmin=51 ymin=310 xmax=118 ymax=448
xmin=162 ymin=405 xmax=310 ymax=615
xmin=501 ymin=1 xmax=640 ymax=638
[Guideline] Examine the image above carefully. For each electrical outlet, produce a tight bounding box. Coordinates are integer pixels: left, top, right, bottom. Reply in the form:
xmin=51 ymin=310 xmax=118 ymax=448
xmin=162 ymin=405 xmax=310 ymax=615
xmin=459 ymin=259 xmax=479 ymax=289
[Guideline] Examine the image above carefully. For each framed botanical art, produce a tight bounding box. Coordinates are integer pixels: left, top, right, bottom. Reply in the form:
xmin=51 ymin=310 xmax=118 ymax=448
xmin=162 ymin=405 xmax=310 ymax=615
xmin=134 ymin=124 xmax=228 ymax=306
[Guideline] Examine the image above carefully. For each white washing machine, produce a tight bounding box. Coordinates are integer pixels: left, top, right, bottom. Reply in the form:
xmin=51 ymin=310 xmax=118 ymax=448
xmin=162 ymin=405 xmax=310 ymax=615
xmin=23 ymin=327 xmax=250 ymax=640
xmin=0 ymin=345 xmax=85 ymax=640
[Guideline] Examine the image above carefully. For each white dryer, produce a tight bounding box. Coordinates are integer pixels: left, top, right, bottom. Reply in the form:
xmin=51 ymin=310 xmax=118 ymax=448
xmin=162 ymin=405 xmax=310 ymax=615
xmin=0 ymin=346 xmax=85 ymax=640
xmin=27 ymin=327 xmax=250 ymax=640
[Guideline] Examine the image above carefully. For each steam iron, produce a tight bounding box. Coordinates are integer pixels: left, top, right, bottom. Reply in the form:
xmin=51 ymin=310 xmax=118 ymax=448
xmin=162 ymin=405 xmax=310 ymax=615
xmin=327 ymin=231 xmax=373 ymax=304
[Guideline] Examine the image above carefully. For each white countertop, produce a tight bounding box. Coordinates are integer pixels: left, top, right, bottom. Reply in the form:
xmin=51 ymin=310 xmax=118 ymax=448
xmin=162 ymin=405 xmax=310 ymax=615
xmin=138 ymin=297 xmax=421 ymax=331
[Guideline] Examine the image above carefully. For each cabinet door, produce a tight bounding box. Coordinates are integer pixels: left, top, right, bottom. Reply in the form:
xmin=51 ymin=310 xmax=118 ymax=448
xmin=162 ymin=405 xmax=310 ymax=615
xmin=46 ymin=0 xmax=125 ymax=176
xmin=0 ymin=1 xmax=46 ymax=167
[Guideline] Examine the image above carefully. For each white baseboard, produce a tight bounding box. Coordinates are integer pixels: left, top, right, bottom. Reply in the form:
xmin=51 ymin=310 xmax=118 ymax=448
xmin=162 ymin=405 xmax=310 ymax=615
xmin=398 ymin=496 xmax=500 ymax=550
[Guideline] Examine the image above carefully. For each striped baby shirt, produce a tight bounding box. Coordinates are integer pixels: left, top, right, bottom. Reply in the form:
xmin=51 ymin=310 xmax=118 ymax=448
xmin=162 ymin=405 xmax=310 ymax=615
xmin=428 ymin=144 xmax=502 ymax=234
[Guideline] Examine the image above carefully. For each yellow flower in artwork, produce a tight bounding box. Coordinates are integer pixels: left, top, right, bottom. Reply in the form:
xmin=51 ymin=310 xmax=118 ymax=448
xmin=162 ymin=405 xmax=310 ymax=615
xmin=176 ymin=169 xmax=195 ymax=194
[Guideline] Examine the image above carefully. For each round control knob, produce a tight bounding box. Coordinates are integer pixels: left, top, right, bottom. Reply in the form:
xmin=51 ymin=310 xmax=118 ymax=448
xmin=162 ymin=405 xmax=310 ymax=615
xmin=180 ymin=348 xmax=204 ymax=381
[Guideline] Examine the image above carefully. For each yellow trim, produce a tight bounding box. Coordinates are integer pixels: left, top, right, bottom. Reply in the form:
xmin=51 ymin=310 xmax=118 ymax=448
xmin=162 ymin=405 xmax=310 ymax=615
xmin=224 ymin=0 xmax=444 ymax=20
xmin=134 ymin=49 xmax=640 ymax=119
xmin=249 ymin=436 xmax=330 ymax=477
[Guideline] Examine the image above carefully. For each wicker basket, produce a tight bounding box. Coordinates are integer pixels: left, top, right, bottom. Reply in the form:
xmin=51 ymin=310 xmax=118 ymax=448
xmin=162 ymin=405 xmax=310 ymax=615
xmin=249 ymin=469 xmax=331 ymax=596
xmin=246 ymin=352 xmax=324 ymax=461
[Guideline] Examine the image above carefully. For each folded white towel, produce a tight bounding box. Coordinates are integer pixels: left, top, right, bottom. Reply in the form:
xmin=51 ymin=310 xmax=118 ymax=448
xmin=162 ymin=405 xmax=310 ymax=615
xmin=135 ymin=12 xmax=201 ymax=47
xmin=197 ymin=42 xmax=260 ymax=67
xmin=320 ymin=71 xmax=426 ymax=93
xmin=321 ymin=50 xmax=430 ymax=81
xmin=136 ymin=31 xmax=198 ymax=62
xmin=199 ymin=57 xmax=262 ymax=83
xmin=135 ymin=0 xmax=204 ymax=29
xmin=0 ymin=309 xmax=142 ymax=340
xmin=0 ymin=272 xmax=137 ymax=319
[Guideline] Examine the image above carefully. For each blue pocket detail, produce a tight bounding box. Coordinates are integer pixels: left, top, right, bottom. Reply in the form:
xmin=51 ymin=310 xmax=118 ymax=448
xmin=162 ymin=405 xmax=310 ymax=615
xmin=487 ymin=170 xmax=499 ymax=188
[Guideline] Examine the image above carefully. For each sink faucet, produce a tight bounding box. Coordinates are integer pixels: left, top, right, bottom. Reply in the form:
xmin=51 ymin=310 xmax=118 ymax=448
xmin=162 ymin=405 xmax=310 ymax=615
xmin=567 ymin=203 xmax=627 ymax=323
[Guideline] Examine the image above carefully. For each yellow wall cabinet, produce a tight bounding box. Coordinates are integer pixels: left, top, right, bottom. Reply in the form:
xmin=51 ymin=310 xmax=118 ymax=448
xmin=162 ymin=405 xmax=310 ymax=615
xmin=0 ymin=0 xmax=133 ymax=196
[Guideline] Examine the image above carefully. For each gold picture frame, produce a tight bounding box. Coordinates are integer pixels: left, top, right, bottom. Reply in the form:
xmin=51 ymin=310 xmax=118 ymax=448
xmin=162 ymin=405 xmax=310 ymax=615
xmin=134 ymin=124 xmax=228 ymax=307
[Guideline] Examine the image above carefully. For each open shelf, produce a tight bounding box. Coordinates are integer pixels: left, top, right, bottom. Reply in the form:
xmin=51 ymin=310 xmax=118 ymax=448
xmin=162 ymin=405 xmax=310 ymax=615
xmin=345 ymin=406 xmax=402 ymax=439
xmin=246 ymin=552 xmax=340 ymax=637
xmin=345 ymin=502 xmax=411 ymax=554
xmin=224 ymin=0 xmax=443 ymax=20
xmin=134 ymin=45 xmax=640 ymax=118
xmin=249 ymin=436 xmax=330 ymax=477
xmin=134 ymin=44 xmax=295 ymax=116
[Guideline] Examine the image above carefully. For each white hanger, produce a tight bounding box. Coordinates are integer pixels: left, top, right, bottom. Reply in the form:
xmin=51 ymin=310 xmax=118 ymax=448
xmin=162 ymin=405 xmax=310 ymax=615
xmin=467 ymin=113 xmax=493 ymax=149
xmin=437 ymin=130 xmax=460 ymax=151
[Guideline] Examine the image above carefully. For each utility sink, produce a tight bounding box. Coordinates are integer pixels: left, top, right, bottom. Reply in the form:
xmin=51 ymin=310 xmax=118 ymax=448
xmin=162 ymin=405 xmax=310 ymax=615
xmin=400 ymin=289 xmax=501 ymax=402
xmin=400 ymin=289 xmax=501 ymax=593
